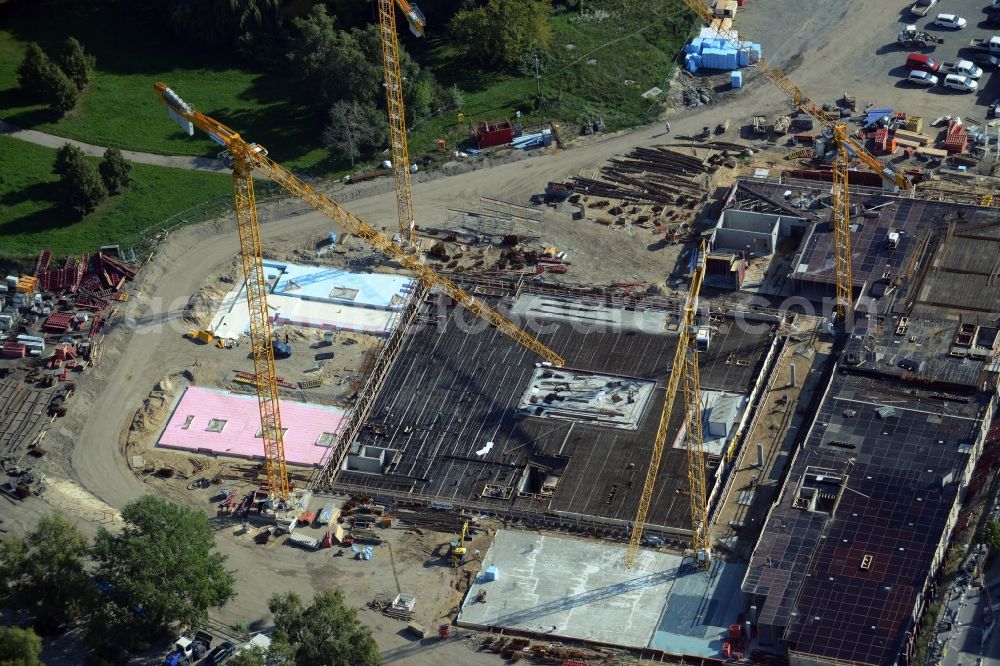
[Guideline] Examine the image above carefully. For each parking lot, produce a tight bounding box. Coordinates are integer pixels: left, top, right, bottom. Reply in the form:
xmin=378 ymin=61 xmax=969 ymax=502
xmin=714 ymin=0 xmax=1000 ymax=140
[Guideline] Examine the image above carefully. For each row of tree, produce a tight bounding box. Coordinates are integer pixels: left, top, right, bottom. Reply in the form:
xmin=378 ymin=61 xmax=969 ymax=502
xmin=17 ymin=38 xmax=95 ymax=115
xmin=0 ymin=497 xmax=382 ymax=665
xmin=0 ymin=498 xmax=234 ymax=659
xmin=53 ymin=143 xmax=133 ymax=217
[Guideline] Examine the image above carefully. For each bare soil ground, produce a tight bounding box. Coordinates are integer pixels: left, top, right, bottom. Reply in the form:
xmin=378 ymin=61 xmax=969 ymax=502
xmin=6 ymin=1 xmax=1000 ymax=663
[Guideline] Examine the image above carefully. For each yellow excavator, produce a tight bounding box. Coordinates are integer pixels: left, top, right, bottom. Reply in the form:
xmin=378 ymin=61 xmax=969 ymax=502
xmin=185 ymin=329 xmax=214 ymax=344
xmin=449 ymin=521 xmax=469 ymax=566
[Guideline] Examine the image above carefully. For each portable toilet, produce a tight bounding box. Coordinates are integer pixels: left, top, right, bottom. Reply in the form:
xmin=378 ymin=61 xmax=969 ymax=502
xmin=731 ymin=70 xmax=743 ymax=89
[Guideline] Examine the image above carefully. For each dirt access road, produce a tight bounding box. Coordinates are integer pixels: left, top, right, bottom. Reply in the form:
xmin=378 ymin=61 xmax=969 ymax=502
xmin=6 ymin=0 xmax=992 ymax=663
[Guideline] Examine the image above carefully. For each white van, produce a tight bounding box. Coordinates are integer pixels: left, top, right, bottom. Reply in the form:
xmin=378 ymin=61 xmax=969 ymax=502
xmin=943 ymin=73 xmax=978 ymax=92
xmin=952 ymin=60 xmax=983 ymax=79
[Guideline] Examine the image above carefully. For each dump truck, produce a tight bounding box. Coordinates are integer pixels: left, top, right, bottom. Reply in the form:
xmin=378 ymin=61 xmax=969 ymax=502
xmin=897 ymin=25 xmax=943 ymax=49
xmin=909 ymin=0 xmax=937 ymax=17
xmin=970 ymin=36 xmax=1000 ymax=54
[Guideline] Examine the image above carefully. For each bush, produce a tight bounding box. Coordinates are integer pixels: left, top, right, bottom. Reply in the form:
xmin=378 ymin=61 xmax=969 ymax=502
xmin=43 ymin=64 xmax=80 ymax=114
xmin=17 ymin=41 xmax=81 ymax=114
xmin=99 ymin=147 xmax=133 ymax=195
xmin=60 ymin=157 xmax=107 ymax=217
xmin=53 ymin=143 xmax=86 ymax=177
xmin=61 ymin=37 xmax=96 ymax=91
xmin=16 ymin=42 xmax=51 ymax=95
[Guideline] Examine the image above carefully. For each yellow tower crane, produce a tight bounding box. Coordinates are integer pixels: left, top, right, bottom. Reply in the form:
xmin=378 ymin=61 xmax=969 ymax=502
xmin=377 ymin=0 xmax=425 ymax=245
xmin=625 ymin=240 xmax=708 ymax=568
xmin=677 ymin=0 xmax=910 ymax=317
xmin=154 ymin=84 xmax=564 ymax=500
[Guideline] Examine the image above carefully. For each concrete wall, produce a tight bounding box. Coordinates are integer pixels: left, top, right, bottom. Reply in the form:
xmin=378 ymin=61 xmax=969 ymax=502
xmin=343 ymin=445 xmax=391 ymax=473
xmin=712 ymin=210 xmax=780 ymax=255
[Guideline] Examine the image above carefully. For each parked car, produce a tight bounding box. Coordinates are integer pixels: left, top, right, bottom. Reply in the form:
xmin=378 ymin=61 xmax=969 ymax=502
xmin=951 ymin=59 xmax=984 ymax=78
xmin=906 ymin=52 xmax=941 ymax=72
xmin=970 ymin=53 xmax=1000 ymax=69
xmin=987 ymin=99 xmax=1000 ymax=118
xmin=942 ymin=73 xmax=979 ymax=91
xmin=907 ymin=69 xmax=939 ymax=85
xmin=933 ymin=13 xmax=967 ymax=28
xmin=206 ymin=641 xmax=237 ymax=666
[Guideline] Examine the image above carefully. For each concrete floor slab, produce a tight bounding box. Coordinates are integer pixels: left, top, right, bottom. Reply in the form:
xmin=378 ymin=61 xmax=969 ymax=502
xmin=510 ymin=293 xmax=668 ymax=333
xmin=157 ymin=387 xmax=345 ymax=466
xmin=650 ymin=557 xmax=746 ymax=656
xmin=210 ymin=261 xmax=414 ymax=339
xmin=457 ymin=530 xmax=680 ymax=648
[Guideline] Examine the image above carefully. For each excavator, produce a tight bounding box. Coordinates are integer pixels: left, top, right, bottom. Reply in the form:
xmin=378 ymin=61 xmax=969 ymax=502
xmin=449 ymin=521 xmax=469 ymax=566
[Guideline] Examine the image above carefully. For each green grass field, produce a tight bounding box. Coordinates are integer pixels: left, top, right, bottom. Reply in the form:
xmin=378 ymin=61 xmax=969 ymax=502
xmin=0 ymin=136 xmax=229 ymax=261
xmin=0 ymin=1 xmax=692 ymax=169
xmin=0 ymin=6 xmax=335 ymax=173
xmin=409 ymin=0 xmax=695 ymax=152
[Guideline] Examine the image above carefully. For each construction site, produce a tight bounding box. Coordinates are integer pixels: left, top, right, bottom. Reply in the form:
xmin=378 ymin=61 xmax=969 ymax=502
xmin=6 ymin=0 xmax=1000 ymax=665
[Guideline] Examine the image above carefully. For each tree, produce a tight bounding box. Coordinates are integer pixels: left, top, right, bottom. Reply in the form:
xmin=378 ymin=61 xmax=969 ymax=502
xmin=449 ymin=0 xmax=552 ymax=69
xmin=163 ymin=0 xmax=281 ymax=52
xmin=61 ymin=37 xmax=96 ymax=91
xmin=0 ymin=538 xmax=28 ymax=605
xmin=0 ymin=626 xmax=43 ymax=666
xmin=227 ymin=640 xmax=296 ymax=666
xmin=99 ymin=147 xmax=133 ymax=195
xmin=323 ymin=100 xmax=383 ymax=166
xmin=268 ymin=591 xmax=380 ymax=666
xmin=53 ymin=143 xmax=86 ymax=177
xmin=60 ymin=157 xmax=107 ymax=217
xmin=447 ymin=85 xmax=466 ymax=111
xmin=981 ymin=519 xmax=1000 ymax=552
xmin=287 ymin=7 xmax=385 ymax=113
xmin=40 ymin=62 xmax=79 ymax=115
xmin=3 ymin=514 xmax=94 ymax=633
xmin=88 ymin=496 xmax=235 ymax=652
xmin=16 ymin=42 xmax=51 ymax=96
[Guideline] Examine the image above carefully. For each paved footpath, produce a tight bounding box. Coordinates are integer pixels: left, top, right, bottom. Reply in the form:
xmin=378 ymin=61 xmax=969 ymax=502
xmin=0 ymin=119 xmax=227 ymax=172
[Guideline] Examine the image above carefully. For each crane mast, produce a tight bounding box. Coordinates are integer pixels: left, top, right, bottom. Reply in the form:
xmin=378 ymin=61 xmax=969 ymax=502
xmin=378 ymin=0 xmax=425 ymax=245
xmin=625 ymin=241 xmax=707 ymax=568
xmin=230 ymin=161 xmax=291 ymax=499
xmin=831 ymin=125 xmax=854 ymax=317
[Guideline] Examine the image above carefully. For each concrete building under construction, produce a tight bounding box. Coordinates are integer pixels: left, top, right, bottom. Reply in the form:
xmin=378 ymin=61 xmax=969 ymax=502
xmin=315 ymin=278 xmax=783 ymax=540
xmin=734 ymin=176 xmax=1000 ymax=666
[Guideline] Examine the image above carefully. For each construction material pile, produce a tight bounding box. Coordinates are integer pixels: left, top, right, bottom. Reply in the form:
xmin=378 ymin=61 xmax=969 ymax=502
xmin=566 ymin=146 xmax=711 ymax=205
xmin=684 ymin=26 xmax=762 ymax=73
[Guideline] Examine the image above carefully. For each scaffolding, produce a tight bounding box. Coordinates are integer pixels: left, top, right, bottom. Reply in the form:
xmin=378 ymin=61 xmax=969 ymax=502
xmin=445 ymin=196 xmax=544 ymax=241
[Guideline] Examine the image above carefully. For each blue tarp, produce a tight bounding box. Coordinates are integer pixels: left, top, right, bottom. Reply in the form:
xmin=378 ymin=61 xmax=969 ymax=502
xmin=684 ymin=33 xmax=761 ymax=71
xmin=865 ymin=107 xmax=893 ymax=126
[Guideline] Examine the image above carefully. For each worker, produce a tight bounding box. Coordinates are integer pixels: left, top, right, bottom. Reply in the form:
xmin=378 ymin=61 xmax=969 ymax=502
xmin=665 ymin=122 xmax=671 ymax=134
